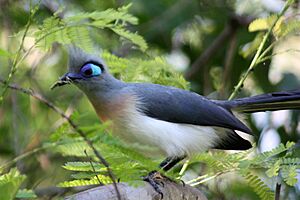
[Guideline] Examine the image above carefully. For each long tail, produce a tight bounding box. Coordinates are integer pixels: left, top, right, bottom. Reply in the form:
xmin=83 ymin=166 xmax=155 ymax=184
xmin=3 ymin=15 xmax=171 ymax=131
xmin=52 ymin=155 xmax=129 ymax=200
xmin=215 ymin=90 xmax=300 ymax=113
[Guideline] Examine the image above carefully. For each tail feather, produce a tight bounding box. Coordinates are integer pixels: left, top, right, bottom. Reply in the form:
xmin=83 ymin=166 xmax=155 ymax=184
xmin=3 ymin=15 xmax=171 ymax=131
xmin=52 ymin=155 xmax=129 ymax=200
xmin=215 ymin=90 xmax=300 ymax=113
xmin=214 ymin=130 xmax=252 ymax=150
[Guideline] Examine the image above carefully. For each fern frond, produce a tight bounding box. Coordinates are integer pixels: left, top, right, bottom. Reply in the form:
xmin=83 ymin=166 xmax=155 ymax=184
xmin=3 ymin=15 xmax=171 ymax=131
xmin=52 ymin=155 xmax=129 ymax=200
xmin=16 ymin=189 xmax=37 ymax=199
xmin=102 ymin=52 xmax=190 ymax=89
xmin=54 ymin=141 xmax=92 ymax=157
xmin=65 ymin=26 xmax=93 ymax=52
xmin=63 ymin=162 xmax=104 ymax=172
xmin=251 ymin=143 xmax=290 ymax=164
xmin=66 ymin=4 xmax=137 ymax=25
xmin=0 ymin=168 xmax=27 ymax=200
xmin=110 ymin=27 xmax=147 ymax=51
xmin=265 ymin=160 xmax=281 ymax=177
xmin=58 ymin=175 xmax=111 ymax=187
xmin=34 ymin=4 xmax=147 ymax=52
xmin=192 ymin=151 xmax=248 ymax=172
xmin=243 ymin=172 xmax=275 ymax=200
xmin=281 ymin=165 xmax=298 ymax=186
xmin=71 ymin=172 xmax=99 ymax=179
xmin=280 ymin=157 xmax=300 ymax=165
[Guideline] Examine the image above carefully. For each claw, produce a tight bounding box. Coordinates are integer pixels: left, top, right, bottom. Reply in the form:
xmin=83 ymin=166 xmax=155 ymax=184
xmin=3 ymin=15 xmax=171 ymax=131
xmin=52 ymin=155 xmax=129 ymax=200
xmin=180 ymin=180 xmax=186 ymax=187
xmin=143 ymin=171 xmax=165 ymax=199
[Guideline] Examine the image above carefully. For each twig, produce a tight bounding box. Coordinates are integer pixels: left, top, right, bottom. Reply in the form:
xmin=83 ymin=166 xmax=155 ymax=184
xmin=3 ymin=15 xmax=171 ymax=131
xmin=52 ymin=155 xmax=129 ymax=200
xmin=0 ymin=144 xmax=53 ymax=171
xmin=228 ymin=0 xmax=293 ymax=100
xmin=188 ymin=171 xmax=232 ymax=187
xmin=275 ymin=183 xmax=281 ymax=200
xmin=186 ymin=168 xmax=235 ymax=186
xmin=257 ymin=42 xmax=277 ymax=63
xmin=257 ymin=49 xmax=300 ymax=65
xmin=84 ymin=150 xmax=103 ymax=186
xmin=0 ymin=79 xmax=122 ymax=200
xmin=0 ymin=1 xmax=40 ymax=104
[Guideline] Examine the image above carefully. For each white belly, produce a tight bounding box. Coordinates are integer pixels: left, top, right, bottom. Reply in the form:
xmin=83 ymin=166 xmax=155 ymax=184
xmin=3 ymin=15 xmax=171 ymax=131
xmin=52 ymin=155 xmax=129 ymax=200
xmin=113 ymin=112 xmax=220 ymax=157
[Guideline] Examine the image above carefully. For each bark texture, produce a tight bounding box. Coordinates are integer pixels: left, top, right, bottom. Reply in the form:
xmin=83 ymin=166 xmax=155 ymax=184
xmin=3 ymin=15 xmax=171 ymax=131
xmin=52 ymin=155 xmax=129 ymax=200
xmin=65 ymin=180 xmax=207 ymax=200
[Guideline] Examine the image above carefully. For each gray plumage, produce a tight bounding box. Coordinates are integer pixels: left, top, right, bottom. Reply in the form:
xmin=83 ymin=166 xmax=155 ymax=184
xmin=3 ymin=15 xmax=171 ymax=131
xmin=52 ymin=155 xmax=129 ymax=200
xmin=55 ymin=46 xmax=300 ymax=159
xmin=126 ymin=83 xmax=251 ymax=134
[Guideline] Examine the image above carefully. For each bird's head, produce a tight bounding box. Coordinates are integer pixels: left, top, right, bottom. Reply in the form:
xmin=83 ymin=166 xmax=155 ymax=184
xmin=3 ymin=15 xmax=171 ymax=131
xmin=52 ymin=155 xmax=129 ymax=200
xmin=52 ymin=46 xmax=121 ymax=94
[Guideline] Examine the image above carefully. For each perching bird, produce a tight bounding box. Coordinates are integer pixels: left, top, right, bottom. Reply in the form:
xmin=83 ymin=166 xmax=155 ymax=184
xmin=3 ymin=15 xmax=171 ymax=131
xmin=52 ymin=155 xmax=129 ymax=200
xmin=53 ymin=46 xmax=300 ymax=172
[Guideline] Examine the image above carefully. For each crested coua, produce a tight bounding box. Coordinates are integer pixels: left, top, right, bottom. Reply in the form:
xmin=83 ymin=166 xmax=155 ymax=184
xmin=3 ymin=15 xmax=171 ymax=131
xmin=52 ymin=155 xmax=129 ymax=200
xmin=53 ymin=46 xmax=300 ymax=172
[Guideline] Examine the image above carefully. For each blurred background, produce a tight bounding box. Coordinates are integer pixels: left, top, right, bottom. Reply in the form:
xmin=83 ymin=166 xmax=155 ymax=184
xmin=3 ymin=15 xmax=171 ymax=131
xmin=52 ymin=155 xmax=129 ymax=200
xmin=0 ymin=0 xmax=299 ymax=199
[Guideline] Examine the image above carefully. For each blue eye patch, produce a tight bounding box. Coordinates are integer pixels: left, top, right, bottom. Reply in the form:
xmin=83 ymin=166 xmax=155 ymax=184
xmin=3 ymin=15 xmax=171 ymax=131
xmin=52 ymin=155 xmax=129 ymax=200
xmin=80 ymin=63 xmax=102 ymax=78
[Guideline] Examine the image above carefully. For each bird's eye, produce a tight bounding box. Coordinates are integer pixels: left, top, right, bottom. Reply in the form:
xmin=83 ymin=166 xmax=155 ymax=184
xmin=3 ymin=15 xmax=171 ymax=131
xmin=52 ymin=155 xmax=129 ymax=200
xmin=80 ymin=63 xmax=102 ymax=78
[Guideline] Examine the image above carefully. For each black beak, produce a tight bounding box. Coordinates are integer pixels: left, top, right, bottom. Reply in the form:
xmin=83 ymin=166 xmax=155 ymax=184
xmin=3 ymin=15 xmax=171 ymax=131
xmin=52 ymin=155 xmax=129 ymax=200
xmin=50 ymin=72 xmax=81 ymax=90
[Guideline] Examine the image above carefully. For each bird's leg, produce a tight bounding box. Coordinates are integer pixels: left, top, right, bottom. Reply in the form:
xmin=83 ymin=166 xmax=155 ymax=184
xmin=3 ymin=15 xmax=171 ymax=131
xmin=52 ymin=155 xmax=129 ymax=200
xmin=143 ymin=156 xmax=186 ymax=198
xmin=159 ymin=156 xmax=186 ymax=171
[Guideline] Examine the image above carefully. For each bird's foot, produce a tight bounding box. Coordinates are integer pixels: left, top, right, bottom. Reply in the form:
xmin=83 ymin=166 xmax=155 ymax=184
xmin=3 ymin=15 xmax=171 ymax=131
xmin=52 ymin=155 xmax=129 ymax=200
xmin=143 ymin=170 xmax=166 ymax=199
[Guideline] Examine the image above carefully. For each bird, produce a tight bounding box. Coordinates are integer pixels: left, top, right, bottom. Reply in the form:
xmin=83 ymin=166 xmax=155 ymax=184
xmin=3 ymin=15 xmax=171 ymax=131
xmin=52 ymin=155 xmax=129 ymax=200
xmin=53 ymin=46 xmax=300 ymax=181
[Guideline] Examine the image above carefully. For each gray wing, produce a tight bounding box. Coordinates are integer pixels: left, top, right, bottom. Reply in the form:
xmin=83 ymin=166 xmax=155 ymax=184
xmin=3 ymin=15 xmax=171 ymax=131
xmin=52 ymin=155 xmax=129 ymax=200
xmin=128 ymin=83 xmax=252 ymax=134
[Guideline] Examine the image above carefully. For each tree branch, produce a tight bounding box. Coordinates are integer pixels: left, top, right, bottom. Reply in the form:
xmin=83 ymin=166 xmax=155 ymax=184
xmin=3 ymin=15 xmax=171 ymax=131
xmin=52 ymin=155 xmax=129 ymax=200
xmin=65 ymin=180 xmax=207 ymax=200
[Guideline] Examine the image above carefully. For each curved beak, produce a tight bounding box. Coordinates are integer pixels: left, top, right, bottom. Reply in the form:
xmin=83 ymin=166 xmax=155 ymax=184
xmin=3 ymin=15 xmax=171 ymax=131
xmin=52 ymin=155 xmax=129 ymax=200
xmin=50 ymin=72 xmax=82 ymax=90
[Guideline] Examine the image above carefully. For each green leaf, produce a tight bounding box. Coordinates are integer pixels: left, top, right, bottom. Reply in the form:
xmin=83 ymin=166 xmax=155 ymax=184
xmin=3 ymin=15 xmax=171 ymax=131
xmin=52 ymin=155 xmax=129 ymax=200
xmin=281 ymin=166 xmax=298 ymax=186
xmin=243 ymin=172 xmax=275 ymax=200
xmin=285 ymin=141 xmax=295 ymax=149
xmin=111 ymin=27 xmax=148 ymax=51
xmin=251 ymin=143 xmax=287 ymax=164
xmin=248 ymin=15 xmax=284 ymax=36
xmin=54 ymin=141 xmax=92 ymax=157
xmin=103 ymin=52 xmax=189 ymax=89
xmin=266 ymin=160 xmax=281 ymax=177
xmin=16 ymin=189 xmax=37 ymax=199
xmin=280 ymin=157 xmax=300 ymax=165
xmin=71 ymin=172 xmax=99 ymax=179
xmin=34 ymin=4 xmax=147 ymax=52
xmin=63 ymin=162 xmax=104 ymax=172
xmin=58 ymin=175 xmax=111 ymax=187
xmin=66 ymin=4 xmax=137 ymax=25
xmin=0 ymin=168 xmax=27 ymax=200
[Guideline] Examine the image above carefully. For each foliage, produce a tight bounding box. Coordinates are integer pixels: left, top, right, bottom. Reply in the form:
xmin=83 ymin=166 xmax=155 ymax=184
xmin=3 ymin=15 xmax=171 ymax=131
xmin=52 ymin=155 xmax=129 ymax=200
xmin=187 ymin=142 xmax=299 ymax=200
xmin=33 ymin=4 xmax=147 ymax=52
xmin=48 ymin=119 xmax=159 ymax=187
xmin=0 ymin=0 xmax=300 ymax=200
xmin=15 ymin=189 xmax=37 ymax=199
xmin=249 ymin=15 xmax=300 ymax=39
xmin=0 ymin=168 xmax=36 ymax=200
xmin=103 ymin=51 xmax=190 ymax=89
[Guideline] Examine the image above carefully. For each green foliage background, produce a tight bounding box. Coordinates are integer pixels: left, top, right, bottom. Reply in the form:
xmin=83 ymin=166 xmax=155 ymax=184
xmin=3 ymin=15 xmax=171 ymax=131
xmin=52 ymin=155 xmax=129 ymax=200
xmin=0 ymin=0 xmax=299 ymax=199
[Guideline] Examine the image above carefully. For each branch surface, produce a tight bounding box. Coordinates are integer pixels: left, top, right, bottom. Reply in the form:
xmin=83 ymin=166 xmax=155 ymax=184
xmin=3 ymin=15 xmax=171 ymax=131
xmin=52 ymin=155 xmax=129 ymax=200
xmin=65 ymin=180 xmax=207 ymax=200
